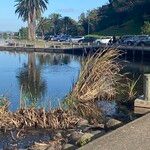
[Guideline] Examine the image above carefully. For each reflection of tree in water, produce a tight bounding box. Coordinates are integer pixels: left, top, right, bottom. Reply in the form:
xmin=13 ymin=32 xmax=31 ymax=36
xmin=17 ymin=53 xmax=47 ymax=107
xmin=37 ymin=53 xmax=81 ymax=66
xmin=17 ymin=53 xmax=82 ymax=108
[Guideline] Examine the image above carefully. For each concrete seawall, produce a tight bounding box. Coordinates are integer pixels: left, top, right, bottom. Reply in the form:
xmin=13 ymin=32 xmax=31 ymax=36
xmin=0 ymin=45 xmax=150 ymax=53
xmin=79 ymin=113 xmax=150 ymax=150
xmin=0 ymin=45 xmax=100 ymax=55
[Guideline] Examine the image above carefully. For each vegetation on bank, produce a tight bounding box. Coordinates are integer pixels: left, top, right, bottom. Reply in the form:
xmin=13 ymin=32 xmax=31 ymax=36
xmin=15 ymin=0 xmax=49 ymax=40
xmin=0 ymin=48 xmax=140 ymax=149
xmin=141 ymin=21 xmax=150 ymax=34
xmin=12 ymin=0 xmax=150 ymax=41
xmin=64 ymin=49 xmax=122 ymax=122
xmin=0 ymin=49 xmax=122 ymax=129
xmin=97 ymin=20 xmax=143 ymax=36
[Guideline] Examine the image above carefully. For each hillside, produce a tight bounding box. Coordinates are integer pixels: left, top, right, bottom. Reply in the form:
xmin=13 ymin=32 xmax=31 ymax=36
xmin=84 ymin=0 xmax=150 ymax=36
xmin=97 ymin=20 xmax=143 ymax=36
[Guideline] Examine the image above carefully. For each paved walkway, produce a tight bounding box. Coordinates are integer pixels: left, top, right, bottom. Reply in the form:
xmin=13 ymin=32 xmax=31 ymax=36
xmin=79 ymin=113 xmax=150 ymax=150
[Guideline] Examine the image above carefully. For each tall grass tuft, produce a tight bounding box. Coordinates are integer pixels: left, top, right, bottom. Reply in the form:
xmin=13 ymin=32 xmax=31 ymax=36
xmin=64 ymin=48 xmax=123 ymax=121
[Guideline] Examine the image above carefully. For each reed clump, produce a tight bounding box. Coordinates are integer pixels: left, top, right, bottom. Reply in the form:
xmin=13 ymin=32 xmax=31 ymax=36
xmin=0 ymin=48 xmax=123 ymax=130
xmin=12 ymin=108 xmax=80 ymax=129
xmin=0 ymin=99 xmax=81 ymax=131
xmin=65 ymin=48 xmax=122 ymax=121
xmin=0 ymin=98 xmax=13 ymax=129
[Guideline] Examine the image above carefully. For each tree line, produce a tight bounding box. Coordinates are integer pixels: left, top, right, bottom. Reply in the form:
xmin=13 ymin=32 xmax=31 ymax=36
xmin=15 ymin=0 xmax=150 ymax=40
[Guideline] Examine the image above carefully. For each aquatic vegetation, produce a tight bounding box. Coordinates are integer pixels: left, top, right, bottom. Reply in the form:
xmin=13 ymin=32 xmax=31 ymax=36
xmin=116 ymin=75 xmax=141 ymax=104
xmin=0 ymin=99 xmax=81 ymax=131
xmin=64 ymin=48 xmax=123 ymax=122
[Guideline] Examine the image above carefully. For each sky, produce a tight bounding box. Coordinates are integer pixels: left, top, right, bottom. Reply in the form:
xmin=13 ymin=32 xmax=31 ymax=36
xmin=0 ymin=0 xmax=108 ymax=32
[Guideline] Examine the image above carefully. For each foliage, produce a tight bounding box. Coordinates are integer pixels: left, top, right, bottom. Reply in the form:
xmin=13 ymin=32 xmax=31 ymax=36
xmin=37 ymin=17 xmax=51 ymax=38
xmin=17 ymin=0 xmax=150 ymax=37
xmin=98 ymin=20 xmax=142 ymax=36
xmin=15 ymin=0 xmax=48 ymax=40
xmin=36 ymin=14 xmax=79 ymax=36
xmin=3 ymin=33 xmax=8 ymax=40
xmin=19 ymin=27 xmax=28 ymax=39
xmin=0 ymin=106 xmax=81 ymax=130
xmin=141 ymin=21 xmax=150 ymax=34
xmin=116 ymin=76 xmax=141 ymax=103
xmin=64 ymin=49 xmax=122 ymax=122
xmin=77 ymin=133 xmax=93 ymax=146
xmin=48 ymin=13 xmax=62 ymax=35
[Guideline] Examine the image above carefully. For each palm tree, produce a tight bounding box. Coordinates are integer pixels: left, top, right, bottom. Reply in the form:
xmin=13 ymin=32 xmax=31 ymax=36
xmin=15 ymin=0 xmax=49 ymax=40
xmin=37 ymin=17 xmax=50 ymax=39
xmin=49 ymin=13 xmax=61 ymax=35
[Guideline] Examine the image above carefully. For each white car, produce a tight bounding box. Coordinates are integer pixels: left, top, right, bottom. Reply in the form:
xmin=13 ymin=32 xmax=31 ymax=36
xmin=70 ymin=36 xmax=84 ymax=43
xmin=95 ymin=37 xmax=112 ymax=45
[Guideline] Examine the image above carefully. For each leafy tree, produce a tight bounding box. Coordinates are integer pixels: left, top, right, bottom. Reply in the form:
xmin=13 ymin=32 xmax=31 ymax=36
xmin=3 ymin=33 xmax=8 ymax=40
xmin=19 ymin=27 xmax=28 ymax=39
xmin=141 ymin=21 xmax=150 ymax=34
xmin=15 ymin=0 xmax=48 ymax=40
xmin=49 ymin=13 xmax=62 ymax=35
xmin=61 ymin=17 xmax=78 ymax=35
xmin=62 ymin=16 xmax=71 ymax=34
xmin=78 ymin=13 xmax=88 ymax=35
xmin=37 ymin=17 xmax=51 ymax=39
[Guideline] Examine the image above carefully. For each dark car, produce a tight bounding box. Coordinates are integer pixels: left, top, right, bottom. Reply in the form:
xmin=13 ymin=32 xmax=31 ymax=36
xmin=51 ymin=35 xmax=60 ymax=41
xmin=118 ymin=35 xmax=135 ymax=45
xmin=119 ymin=35 xmax=149 ymax=46
xmin=57 ymin=35 xmax=71 ymax=42
xmin=136 ymin=36 xmax=150 ymax=46
xmin=44 ymin=35 xmax=53 ymax=41
xmin=78 ymin=37 xmax=96 ymax=43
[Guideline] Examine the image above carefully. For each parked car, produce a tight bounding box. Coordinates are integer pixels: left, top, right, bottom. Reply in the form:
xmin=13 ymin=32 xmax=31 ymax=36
xmin=118 ymin=35 xmax=135 ymax=45
xmin=78 ymin=37 xmax=96 ymax=43
xmin=51 ymin=35 xmax=60 ymax=41
xmin=57 ymin=35 xmax=72 ymax=42
xmin=44 ymin=35 xmax=53 ymax=41
xmin=95 ymin=37 xmax=112 ymax=45
xmin=119 ymin=35 xmax=149 ymax=46
xmin=70 ymin=36 xmax=84 ymax=43
xmin=136 ymin=36 xmax=150 ymax=46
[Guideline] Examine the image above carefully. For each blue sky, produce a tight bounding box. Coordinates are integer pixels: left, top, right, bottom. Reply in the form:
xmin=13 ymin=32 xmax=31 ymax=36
xmin=0 ymin=0 xmax=108 ymax=32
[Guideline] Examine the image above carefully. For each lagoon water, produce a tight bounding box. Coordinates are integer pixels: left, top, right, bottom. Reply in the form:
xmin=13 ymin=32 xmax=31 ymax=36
xmin=0 ymin=51 xmax=149 ymax=112
xmin=0 ymin=51 xmax=81 ymax=110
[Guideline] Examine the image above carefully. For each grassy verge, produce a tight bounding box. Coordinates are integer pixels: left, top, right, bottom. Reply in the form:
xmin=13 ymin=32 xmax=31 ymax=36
xmin=97 ymin=20 xmax=143 ymax=36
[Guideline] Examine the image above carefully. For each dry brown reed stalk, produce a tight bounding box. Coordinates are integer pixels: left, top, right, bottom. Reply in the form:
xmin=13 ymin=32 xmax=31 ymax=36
xmin=0 ymin=106 xmax=81 ymax=131
xmin=73 ymin=48 xmax=122 ymax=102
xmin=0 ymin=99 xmax=14 ymax=130
xmin=65 ymin=48 xmax=123 ymax=121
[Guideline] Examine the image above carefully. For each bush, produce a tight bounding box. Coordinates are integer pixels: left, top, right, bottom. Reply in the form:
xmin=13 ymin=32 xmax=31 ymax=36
xmin=141 ymin=21 xmax=150 ymax=34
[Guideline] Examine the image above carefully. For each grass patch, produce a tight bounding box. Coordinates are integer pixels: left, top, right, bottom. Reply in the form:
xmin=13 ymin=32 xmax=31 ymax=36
xmin=64 ymin=48 xmax=123 ymax=122
xmin=97 ymin=20 xmax=143 ymax=36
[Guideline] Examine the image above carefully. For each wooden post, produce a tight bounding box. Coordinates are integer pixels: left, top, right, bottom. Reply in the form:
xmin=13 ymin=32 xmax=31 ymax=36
xmin=144 ymin=74 xmax=150 ymax=101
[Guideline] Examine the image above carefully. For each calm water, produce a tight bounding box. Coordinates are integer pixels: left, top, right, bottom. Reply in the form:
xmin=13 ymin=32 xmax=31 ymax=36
xmin=0 ymin=51 xmax=149 ymax=111
xmin=0 ymin=51 xmax=149 ymax=148
xmin=0 ymin=51 xmax=81 ymax=110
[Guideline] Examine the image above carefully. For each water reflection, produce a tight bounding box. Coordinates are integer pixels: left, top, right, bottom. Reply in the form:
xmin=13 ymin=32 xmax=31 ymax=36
xmin=0 ymin=51 xmax=81 ymax=110
xmin=17 ymin=53 xmax=47 ymax=107
xmin=0 ymin=51 xmax=150 ymax=111
xmin=122 ymin=61 xmax=150 ymax=97
xmin=37 ymin=54 xmax=71 ymax=66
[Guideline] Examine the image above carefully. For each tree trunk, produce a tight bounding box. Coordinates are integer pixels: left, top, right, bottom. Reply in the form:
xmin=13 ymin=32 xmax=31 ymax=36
xmin=28 ymin=13 xmax=31 ymax=40
xmin=30 ymin=9 xmax=36 ymax=41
